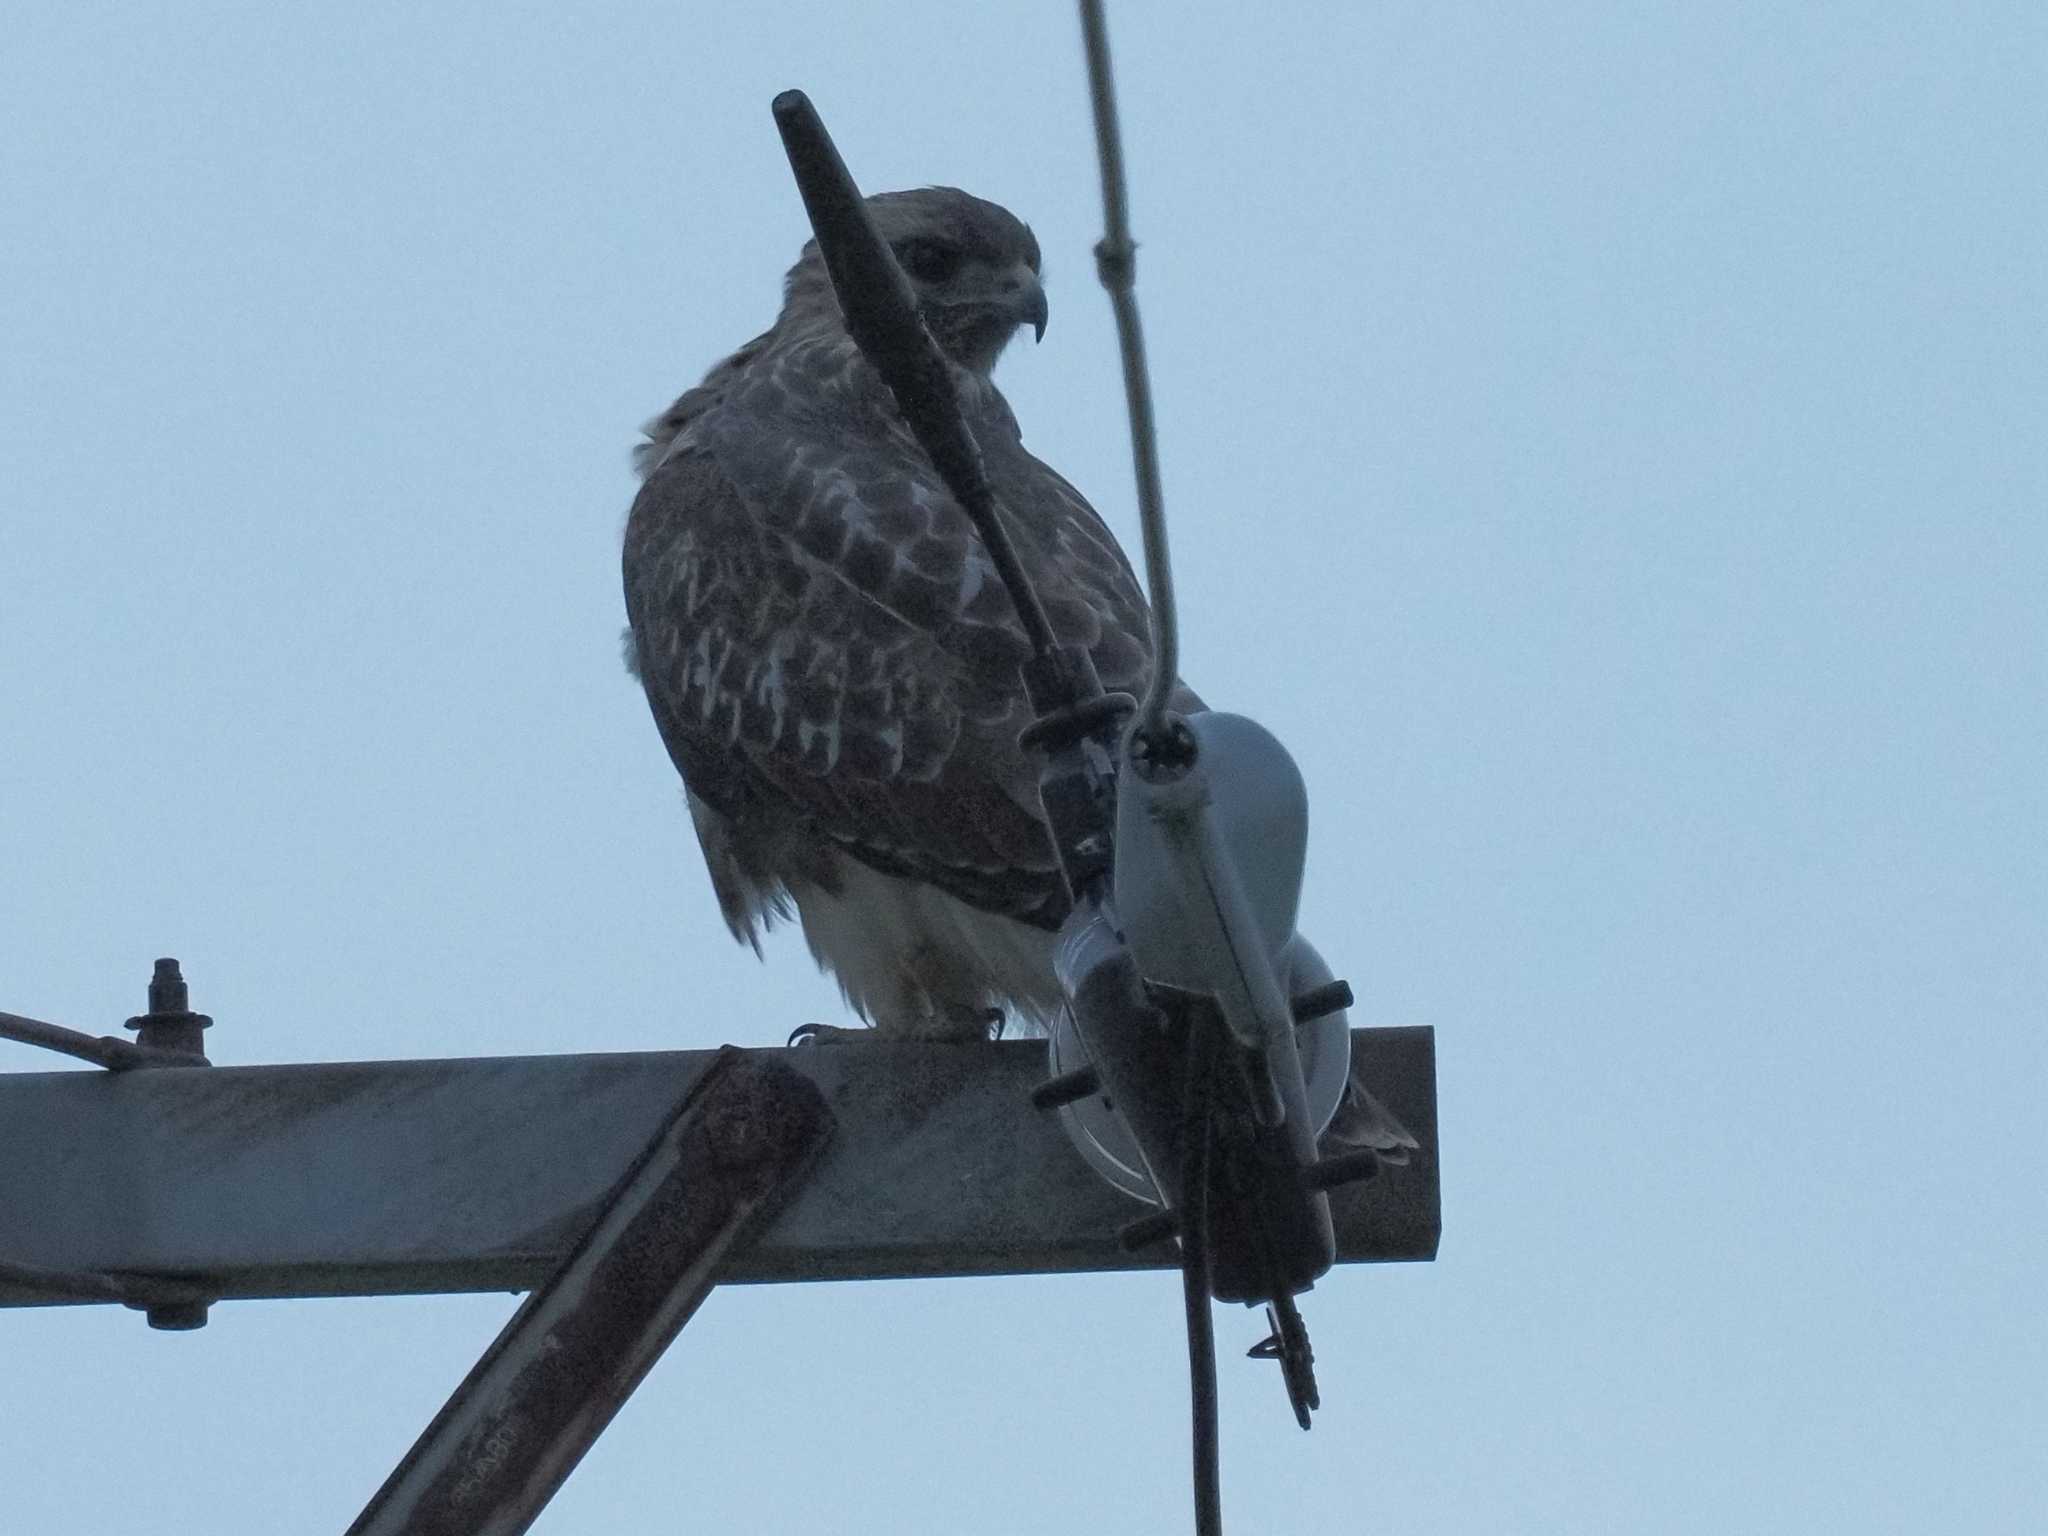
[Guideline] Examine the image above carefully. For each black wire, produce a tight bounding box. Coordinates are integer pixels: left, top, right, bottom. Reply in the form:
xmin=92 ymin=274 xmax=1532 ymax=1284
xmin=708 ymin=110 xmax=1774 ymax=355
xmin=1179 ymin=1011 xmax=1222 ymax=1536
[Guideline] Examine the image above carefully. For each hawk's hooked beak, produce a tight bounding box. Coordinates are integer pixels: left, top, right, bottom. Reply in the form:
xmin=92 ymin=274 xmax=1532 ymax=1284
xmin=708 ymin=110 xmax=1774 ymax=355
xmin=1005 ymin=264 xmax=1049 ymax=343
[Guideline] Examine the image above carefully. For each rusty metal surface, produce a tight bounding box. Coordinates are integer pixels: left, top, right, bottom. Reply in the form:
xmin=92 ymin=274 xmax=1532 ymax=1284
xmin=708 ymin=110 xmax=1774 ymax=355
xmin=0 ymin=1030 xmax=1436 ymax=1307
xmin=346 ymin=1049 xmax=830 ymax=1536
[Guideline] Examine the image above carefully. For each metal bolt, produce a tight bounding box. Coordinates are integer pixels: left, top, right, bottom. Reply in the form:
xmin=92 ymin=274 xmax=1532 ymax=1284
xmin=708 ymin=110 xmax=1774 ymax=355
xmin=1290 ymin=980 xmax=1353 ymax=1027
xmin=1303 ymin=1150 xmax=1381 ymax=1192
xmin=119 ymin=957 xmax=217 ymax=1326
xmin=1030 ymin=1065 xmax=1102 ymax=1111
xmin=125 ymin=957 xmax=212 ymax=1059
xmin=128 ymin=1297 xmax=211 ymax=1332
xmin=148 ymin=957 xmax=188 ymax=1013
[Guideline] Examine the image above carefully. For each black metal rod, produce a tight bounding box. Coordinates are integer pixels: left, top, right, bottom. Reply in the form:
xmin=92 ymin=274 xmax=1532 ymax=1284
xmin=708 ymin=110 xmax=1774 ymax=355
xmin=770 ymin=89 xmax=1059 ymax=660
xmin=0 ymin=1007 xmax=163 ymax=1071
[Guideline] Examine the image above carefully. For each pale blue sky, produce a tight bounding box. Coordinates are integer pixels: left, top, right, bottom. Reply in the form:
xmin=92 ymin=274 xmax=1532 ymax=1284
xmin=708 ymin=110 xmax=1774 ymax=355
xmin=4 ymin=4 xmax=2044 ymax=1532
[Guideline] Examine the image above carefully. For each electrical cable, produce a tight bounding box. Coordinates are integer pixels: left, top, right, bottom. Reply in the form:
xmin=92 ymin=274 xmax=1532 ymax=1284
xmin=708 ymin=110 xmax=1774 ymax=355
xmin=1179 ymin=1009 xmax=1223 ymax=1536
xmin=1077 ymin=0 xmax=1185 ymax=765
xmin=1077 ymin=5 xmax=1225 ymax=1523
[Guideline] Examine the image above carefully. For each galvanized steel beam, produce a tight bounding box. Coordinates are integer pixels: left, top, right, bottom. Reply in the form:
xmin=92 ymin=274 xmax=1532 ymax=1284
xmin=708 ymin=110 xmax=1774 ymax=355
xmin=0 ymin=1028 xmax=1436 ymax=1308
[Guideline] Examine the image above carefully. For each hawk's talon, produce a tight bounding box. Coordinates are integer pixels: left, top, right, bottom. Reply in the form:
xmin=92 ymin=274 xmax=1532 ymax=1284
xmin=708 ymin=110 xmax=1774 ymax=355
xmin=787 ymin=1022 xmax=869 ymax=1046
xmin=785 ymin=1010 xmax=1005 ymax=1046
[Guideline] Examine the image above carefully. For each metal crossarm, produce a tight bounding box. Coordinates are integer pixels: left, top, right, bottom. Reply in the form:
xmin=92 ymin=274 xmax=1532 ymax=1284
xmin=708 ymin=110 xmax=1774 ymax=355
xmin=0 ymin=1030 xmax=1436 ymax=1308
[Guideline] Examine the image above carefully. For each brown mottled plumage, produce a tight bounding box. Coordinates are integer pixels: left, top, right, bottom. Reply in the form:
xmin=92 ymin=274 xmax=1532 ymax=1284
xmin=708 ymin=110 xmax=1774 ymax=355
xmin=624 ymin=188 xmax=1180 ymax=1038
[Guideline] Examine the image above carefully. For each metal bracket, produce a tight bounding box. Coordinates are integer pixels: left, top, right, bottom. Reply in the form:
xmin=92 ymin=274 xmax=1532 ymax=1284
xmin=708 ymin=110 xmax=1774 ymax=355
xmin=346 ymin=1047 xmax=832 ymax=1536
xmin=1 ymin=958 xmax=216 ymax=1328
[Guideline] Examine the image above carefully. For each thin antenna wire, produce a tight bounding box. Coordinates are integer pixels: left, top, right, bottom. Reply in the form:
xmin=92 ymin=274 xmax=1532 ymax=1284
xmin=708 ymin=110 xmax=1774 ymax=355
xmin=1077 ymin=0 xmax=1182 ymax=758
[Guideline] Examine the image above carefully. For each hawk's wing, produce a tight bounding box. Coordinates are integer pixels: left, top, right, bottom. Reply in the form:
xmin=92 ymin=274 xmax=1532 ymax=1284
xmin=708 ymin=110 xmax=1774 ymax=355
xmin=623 ymin=340 xmax=1162 ymax=930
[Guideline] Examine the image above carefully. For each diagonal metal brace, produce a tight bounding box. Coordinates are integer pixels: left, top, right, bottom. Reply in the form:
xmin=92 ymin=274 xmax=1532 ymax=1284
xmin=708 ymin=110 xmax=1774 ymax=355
xmin=345 ymin=1048 xmax=832 ymax=1536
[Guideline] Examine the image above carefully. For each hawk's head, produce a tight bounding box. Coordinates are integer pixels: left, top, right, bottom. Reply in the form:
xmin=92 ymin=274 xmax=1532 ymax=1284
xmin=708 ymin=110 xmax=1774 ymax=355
xmin=784 ymin=186 xmax=1047 ymax=379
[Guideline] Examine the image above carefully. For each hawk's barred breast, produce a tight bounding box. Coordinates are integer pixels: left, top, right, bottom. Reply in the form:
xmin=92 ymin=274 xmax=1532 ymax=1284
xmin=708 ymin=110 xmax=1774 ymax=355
xmin=623 ymin=186 xmax=1187 ymax=1032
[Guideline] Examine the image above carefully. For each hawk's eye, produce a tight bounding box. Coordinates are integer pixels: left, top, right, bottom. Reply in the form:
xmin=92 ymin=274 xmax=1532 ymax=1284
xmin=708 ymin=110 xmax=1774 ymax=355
xmin=895 ymin=238 xmax=964 ymax=284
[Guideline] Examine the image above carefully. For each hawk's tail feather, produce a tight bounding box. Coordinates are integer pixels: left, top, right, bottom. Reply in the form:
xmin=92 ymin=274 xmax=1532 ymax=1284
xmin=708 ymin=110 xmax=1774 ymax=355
xmin=686 ymin=791 xmax=793 ymax=955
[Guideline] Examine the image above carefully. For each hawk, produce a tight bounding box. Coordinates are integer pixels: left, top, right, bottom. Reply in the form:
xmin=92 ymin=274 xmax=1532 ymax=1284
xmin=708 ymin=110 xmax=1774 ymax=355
xmin=623 ymin=186 xmax=1179 ymax=1040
